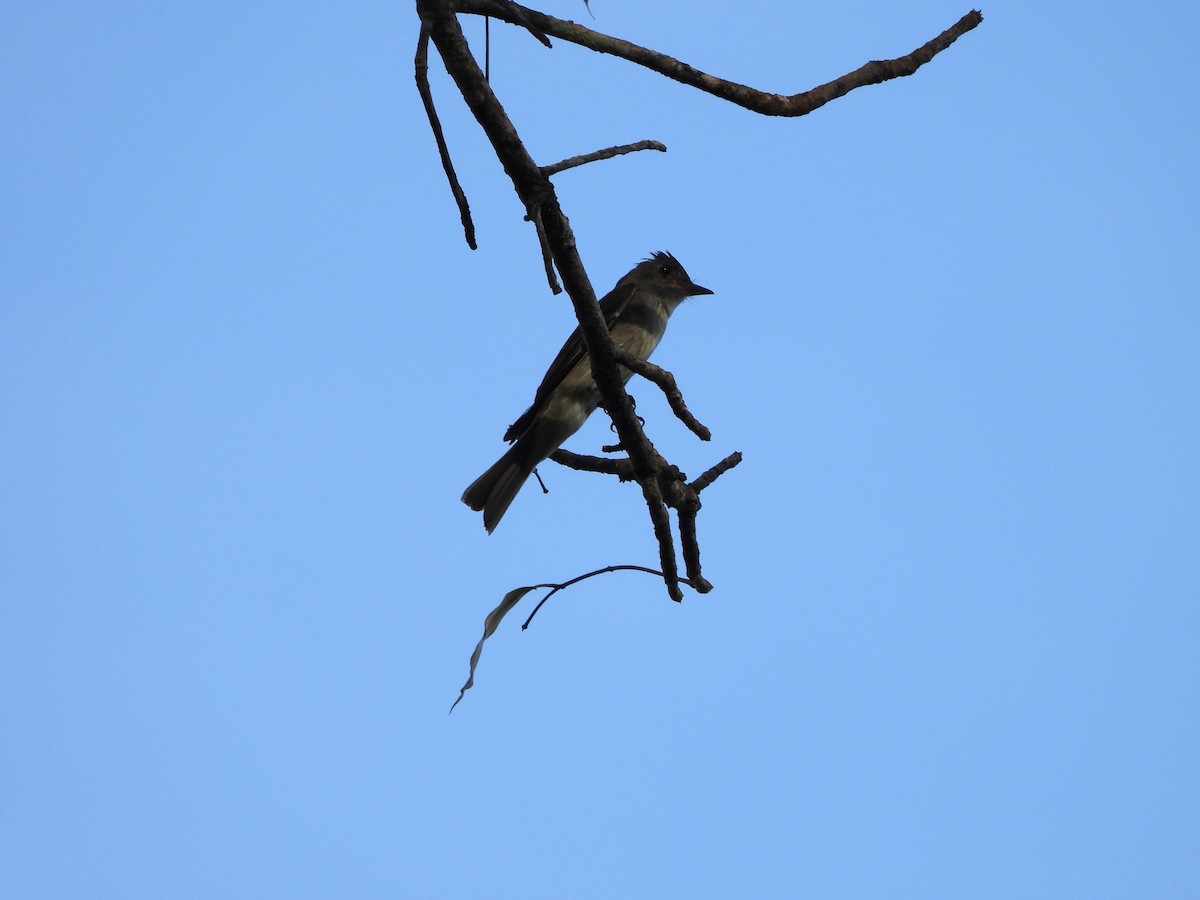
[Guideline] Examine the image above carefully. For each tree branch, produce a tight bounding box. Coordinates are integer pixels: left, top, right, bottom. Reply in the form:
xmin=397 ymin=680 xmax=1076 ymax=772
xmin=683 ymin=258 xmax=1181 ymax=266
xmin=549 ymin=447 xmax=743 ymax=595
xmin=415 ymin=27 xmax=477 ymax=249
xmin=692 ymin=451 xmax=743 ymax=494
xmin=678 ymin=452 xmax=742 ymax=590
xmin=541 ymin=140 xmax=667 ymax=176
xmin=550 ymin=448 xmax=634 ymax=478
xmin=612 ymin=349 xmax=711 ymax=441
xmin=456 ymin=1 xmax=983 ymax=118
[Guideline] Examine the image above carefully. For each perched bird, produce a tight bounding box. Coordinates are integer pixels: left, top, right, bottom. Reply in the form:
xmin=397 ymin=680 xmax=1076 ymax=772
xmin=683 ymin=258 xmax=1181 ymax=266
xmin=462 ymin=251 xmax=713 ymax=532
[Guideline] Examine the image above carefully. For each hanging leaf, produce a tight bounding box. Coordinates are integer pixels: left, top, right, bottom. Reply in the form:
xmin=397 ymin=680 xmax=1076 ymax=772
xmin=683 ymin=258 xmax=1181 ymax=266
xmin=450 ymin=585 xmax=538 ymax=712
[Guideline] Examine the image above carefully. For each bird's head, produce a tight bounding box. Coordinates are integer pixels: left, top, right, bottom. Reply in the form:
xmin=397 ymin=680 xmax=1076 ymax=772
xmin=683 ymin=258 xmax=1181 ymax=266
xmin=635 ymin=251 xmax=714 ymax=300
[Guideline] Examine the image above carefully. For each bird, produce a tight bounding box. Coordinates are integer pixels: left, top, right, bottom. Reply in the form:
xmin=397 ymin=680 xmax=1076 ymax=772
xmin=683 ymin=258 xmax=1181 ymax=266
xmin=462 ymin=251 xmax=713 ymax=532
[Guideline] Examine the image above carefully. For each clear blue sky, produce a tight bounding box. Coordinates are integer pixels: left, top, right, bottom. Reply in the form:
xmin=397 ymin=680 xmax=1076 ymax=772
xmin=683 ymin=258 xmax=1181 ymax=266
xmin=4 ymin=2 xmax=1198 ymax=897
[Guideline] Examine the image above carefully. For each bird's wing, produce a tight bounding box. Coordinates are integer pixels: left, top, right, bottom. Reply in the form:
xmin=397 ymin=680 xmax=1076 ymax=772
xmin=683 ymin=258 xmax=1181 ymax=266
xmin=502 ymin=281 xmax=638 ymax=443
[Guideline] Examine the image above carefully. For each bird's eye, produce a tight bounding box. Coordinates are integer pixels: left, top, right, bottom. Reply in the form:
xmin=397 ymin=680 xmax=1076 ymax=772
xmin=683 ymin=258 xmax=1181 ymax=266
xmin=658 ymin=265 xmax=671 ymax=276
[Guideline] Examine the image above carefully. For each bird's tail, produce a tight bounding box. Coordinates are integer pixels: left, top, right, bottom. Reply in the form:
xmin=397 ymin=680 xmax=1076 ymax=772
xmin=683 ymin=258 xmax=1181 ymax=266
xmin=462 ymin=419 xmax=566 ymax=533
xmin=461 ymin=443 xmax=533 ymax=534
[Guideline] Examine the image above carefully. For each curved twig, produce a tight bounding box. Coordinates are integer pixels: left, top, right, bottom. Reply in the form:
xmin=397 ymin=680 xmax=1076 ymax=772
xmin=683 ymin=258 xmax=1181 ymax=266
xmin=521 ymin=564 xmax=697 ymax=629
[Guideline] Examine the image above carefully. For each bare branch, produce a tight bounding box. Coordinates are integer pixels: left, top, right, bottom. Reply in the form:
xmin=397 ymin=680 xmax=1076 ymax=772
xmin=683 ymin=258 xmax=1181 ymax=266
xmin=415 ymin=27 xmax=477 ymax=249
xmin=613 ymin=349 xmax=711 ymax=441
xmin=541 ymin=140 xmax=667 ymax=177
xmin=639 ymin=474 xmax=684 ymax=601
xmin=677 ymin=502 xmax=712 ymax=594
xmin=679 ymin=455 xmax=741 ymax=591
xmin=549 ymin=448 xmax=635 ymax=479
xmin=550 ymin=447 xmax=741 ymax=600
xmin=691 ymin=451 xmax=743 ymax=494
xmin=662 ymin=452 xmax=742 ymax=592
xmin=457 ymin=1 xmax=983 ymax=118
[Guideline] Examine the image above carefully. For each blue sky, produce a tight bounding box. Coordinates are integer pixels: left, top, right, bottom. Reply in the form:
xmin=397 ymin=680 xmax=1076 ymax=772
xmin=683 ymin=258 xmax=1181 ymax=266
xmin=3 ymin=2 xmax=1198 ymax=897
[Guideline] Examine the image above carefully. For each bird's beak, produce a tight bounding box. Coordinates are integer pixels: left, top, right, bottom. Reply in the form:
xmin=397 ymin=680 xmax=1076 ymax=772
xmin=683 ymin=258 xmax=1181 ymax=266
xmin=687 ymin=282 xmax=714 ymax=296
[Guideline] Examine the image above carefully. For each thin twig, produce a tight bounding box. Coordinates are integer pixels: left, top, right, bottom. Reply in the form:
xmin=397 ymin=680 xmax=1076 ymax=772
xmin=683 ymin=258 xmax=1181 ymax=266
xmin=541 ymin=140 xmax=667 ymax=176
xmin=521 ymin=564 xmax=696 ymax=629
xmin=415 ymin=27 xmax=477 ymax=249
